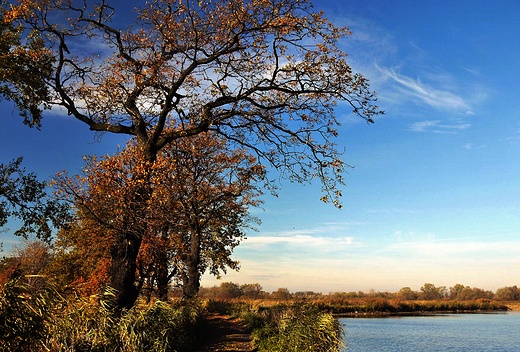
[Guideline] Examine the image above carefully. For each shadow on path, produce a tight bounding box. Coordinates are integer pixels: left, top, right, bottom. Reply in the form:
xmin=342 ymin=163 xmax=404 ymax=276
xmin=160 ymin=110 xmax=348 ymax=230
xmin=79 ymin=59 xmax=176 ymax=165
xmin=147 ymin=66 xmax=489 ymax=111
xmin=196 ymin=314 xmax=256 ymax=352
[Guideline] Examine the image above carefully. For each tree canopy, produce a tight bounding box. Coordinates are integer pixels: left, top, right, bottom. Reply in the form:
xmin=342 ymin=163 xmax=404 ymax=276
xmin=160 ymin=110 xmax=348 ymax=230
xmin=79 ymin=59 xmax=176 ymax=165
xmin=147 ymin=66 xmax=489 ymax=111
xmin=3 ymin=0 xmax=381 ymax=204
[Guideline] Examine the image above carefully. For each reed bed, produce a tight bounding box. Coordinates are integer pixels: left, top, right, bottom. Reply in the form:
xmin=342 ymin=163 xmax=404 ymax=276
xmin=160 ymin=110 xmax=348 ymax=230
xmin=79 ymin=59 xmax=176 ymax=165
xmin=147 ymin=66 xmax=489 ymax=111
xmin=312 ymin=297 xmax=509 ymax=315
xmin=203 ymin=300 xmax=345 ymax=352
xmin=0 ymin=279 xmax=203 ymax=352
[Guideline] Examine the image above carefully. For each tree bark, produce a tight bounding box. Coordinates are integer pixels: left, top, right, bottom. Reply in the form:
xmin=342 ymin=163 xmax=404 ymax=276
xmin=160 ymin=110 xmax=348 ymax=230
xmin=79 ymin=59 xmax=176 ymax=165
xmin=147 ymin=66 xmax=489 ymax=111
xmin=182 ymin=227 xmax=202 ymax=299
xmin=107 ymin=232 xmax=143 ymax=311
xmin=106 ymin=153 xmax=153 ymax=311
xmin=156 ymin=244 xmax=169 ymax=301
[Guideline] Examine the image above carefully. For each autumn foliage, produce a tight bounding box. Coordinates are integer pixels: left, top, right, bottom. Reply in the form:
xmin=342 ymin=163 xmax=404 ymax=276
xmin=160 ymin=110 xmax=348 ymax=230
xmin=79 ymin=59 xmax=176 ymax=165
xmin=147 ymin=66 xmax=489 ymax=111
xmin=53 ymin=132 xmax=263 ymax=298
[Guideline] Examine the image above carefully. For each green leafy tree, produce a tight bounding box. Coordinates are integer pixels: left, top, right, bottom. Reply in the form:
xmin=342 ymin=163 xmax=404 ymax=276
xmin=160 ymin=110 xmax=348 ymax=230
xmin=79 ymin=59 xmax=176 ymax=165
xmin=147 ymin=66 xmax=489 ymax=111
xmin=0 ymin=157 xmax=70 ymax=241
xmin=494 ymin=286 xmax=520 ymax=301
xmin=0 ymin=4 xmax=54 ymax=126
xmin=2 ymin=0 xmax=381 ymax=310
xmin=397 ymin=286 xmax=417 ymax=301
xmin=420 ymin=283 xmax=446 ymax=300
xmin=449 ymin=284 xmax=466 ymax=300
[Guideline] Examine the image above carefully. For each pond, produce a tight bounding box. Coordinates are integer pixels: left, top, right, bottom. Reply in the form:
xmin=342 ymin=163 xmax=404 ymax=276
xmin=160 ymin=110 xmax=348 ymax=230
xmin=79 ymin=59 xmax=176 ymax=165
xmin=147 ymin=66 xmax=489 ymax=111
xmin=340 ymin=312 xmax=520 ymax=351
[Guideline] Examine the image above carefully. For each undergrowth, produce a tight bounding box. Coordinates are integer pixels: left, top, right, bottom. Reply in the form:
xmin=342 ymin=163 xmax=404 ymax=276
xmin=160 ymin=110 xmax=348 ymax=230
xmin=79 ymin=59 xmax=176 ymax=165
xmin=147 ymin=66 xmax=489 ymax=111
xmin=0 ymin=279 xmax=203 ymax=352
xmin=204 ymin=300 xmax=345 ymax=352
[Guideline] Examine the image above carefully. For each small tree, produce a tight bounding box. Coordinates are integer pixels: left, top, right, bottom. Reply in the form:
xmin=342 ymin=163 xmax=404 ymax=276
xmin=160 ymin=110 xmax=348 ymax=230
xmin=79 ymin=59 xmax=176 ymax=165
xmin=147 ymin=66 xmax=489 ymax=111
xmin=241 ymin=283 xmax=263 ymax=299
xmin=449 ymin=284 xmax=466 ymax=300
xmin=8 ymin=239 xmax=53 ymax=292
xmin=273 ymin=287 xmax=291 ymax=300
xmin=420 ymin=283 xmax=446 ymax=300
xmin=218 ymin=282 xmax=242 ymax=299
xmin=494 ymin=286 xmax=520 ymax=301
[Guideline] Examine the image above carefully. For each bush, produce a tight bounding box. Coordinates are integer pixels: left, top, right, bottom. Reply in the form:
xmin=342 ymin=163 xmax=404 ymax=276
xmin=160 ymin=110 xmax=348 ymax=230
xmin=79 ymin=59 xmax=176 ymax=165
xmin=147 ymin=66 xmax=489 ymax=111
xmin=44 ymin=298 xmax=203 ymax=352
xmin=0 ymin=278 xmax=50 ymax=352
xmin=0 ymin=279 xmax=204 ymax=352
xmin=203 ymin=298 xmax=235 ymax=315
xmin=251 ymin=303 xmax=344 ymax=352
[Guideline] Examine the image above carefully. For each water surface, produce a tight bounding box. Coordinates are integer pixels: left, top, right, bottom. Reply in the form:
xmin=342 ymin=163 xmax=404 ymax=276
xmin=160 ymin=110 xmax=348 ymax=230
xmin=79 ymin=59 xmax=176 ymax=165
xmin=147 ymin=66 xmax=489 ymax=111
xmin=340 ymin=312 xmax=520 ymax=351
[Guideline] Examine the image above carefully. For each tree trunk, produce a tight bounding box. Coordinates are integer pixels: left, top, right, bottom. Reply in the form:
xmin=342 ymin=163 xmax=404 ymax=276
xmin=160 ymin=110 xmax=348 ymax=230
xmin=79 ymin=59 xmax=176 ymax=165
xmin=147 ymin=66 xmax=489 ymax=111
xmin=107 ymin=231 xmax=143 ymax=311
xmin=105 ymin=148 xmax=155 ymax=311
xmin=182 ymin=227 xmax=201 ymax=299
xmin=156 ymin=248 xmax=169 ymax=301
xmin=183 ymin=261 xmax=201 ymax=299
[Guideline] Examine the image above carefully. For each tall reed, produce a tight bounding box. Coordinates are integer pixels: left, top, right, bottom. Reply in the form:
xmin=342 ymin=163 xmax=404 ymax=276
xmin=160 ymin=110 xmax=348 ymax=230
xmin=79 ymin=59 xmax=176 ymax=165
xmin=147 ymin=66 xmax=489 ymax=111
xmin=0 ymin=279 xmax=204 ymax=352
xmin=249 ymin=303 xmax=344 ymax=352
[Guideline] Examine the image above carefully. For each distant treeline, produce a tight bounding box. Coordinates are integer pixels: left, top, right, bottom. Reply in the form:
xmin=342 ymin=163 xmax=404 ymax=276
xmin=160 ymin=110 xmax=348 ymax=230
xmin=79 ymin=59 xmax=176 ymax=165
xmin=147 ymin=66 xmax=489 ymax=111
xmin=187 ymin=282 xmax=520 ymax=302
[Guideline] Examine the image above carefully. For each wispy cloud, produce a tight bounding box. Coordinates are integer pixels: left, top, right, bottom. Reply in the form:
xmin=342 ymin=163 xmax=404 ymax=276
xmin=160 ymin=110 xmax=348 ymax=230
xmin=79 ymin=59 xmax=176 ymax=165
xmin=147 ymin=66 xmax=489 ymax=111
xmin=244 ymin=235 xmax=353 ymax=247
xmin=366 ymin=208 xmax=421 ymax=214
xmin=378 ymin=67 xmax=472 ymax=112
xmin=383 ymin=238 xmax=520 ymax=257
xmin=202 ymin=236 xmax=520 ymax=292
xmin=409 ymin=120 xmax=471 ymax=133
xmin=242 ymin=222 xmax=358 ymax=253
xmin=254 ymin=221 xmax=356 ymax=238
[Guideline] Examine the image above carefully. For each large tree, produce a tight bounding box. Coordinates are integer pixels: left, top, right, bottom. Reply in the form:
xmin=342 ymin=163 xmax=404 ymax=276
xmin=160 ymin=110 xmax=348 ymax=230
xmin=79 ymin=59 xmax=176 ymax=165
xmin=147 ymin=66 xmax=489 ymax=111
xmin=2 ymin=0 xmax=382 ymax=309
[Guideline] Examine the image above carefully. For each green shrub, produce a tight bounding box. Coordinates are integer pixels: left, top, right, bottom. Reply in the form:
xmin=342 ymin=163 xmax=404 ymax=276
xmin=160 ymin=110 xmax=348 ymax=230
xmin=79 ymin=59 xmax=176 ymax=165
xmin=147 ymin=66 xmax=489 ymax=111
xmin=240 ymin=311 xmax=265 ymax=330
xmin=45 ymin=298 xmax=203 ymax=352
xmin=204 ymin=298 xmax=234 ymax=315
xmin=0 ymin=279 xmax=204 ymax=352
xmin=0 ymin=278 xmax=50 ymax=352
xmin=251 ymin=303 xmax=344 ymax=352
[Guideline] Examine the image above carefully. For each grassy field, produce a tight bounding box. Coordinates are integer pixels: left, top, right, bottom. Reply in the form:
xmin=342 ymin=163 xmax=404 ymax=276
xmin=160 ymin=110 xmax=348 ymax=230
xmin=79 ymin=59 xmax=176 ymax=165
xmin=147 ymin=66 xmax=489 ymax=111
xmin=203 ymin=296 xmax=509 ymax=314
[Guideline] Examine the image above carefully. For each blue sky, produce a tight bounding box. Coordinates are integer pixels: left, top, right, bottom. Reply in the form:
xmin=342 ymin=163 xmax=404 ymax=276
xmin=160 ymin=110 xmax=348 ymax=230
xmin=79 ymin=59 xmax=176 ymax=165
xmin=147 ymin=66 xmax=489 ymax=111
xmin=2 ymin=0 xmax=520 ymax=294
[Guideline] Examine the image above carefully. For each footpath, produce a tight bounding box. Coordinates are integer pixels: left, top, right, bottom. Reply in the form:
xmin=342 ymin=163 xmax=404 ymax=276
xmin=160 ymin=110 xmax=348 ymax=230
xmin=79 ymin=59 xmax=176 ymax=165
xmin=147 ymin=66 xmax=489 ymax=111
xmin=197 ymin=314 xmax=256 ymax=352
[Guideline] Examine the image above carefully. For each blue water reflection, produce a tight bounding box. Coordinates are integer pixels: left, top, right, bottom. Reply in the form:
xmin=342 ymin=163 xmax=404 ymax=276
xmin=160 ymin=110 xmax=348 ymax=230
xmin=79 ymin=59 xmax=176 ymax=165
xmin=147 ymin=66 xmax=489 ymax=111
xmin=340 ymin=312 xmax=520 ymax=351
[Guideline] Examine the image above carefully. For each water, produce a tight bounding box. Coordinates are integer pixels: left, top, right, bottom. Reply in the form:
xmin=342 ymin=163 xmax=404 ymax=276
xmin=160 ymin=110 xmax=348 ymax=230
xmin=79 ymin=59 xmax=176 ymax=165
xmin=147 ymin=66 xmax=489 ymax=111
xmin=340 ymin=312 xmax=520 ymax=351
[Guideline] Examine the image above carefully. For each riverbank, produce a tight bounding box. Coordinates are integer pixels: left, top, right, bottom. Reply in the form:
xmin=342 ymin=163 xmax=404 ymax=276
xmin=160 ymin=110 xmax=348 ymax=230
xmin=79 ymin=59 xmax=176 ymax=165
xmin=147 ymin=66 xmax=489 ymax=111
xmin=312 ymin=298 xmax=509 ymax=316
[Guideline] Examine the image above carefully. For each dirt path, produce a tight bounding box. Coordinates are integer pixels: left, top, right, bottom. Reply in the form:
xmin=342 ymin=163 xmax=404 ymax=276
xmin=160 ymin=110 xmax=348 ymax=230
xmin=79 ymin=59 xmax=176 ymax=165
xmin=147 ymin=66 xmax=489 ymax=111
xmin=196 ymin=314 xmax=256 ymax=352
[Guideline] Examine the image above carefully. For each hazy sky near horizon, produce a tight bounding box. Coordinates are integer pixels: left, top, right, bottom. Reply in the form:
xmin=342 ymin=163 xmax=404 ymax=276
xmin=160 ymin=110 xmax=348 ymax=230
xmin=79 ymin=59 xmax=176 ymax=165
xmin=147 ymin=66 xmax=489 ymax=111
xmin=2 ymin=0 xmax=520 ymax=294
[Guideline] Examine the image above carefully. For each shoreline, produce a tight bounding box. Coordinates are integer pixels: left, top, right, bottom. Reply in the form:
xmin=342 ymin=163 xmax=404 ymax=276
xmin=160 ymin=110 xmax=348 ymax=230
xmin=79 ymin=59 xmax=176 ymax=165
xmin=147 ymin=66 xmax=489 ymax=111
xmin=334 ymin=309 xmax=512 ymax=318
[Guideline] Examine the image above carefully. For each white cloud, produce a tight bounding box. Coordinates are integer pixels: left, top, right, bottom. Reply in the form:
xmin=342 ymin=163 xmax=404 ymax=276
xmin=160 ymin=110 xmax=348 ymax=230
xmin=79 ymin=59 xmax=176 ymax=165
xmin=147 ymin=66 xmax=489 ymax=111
xmin=378 ymin=67 xmax=472 ymax=112
xmin=385 ymin=238 xmax=520 ymax=257
xmin=244 ymin=235 xmax=353 ymax=247
xmin=409 ymin=120 xmax=442 ymax=132
xmin=409 ymin=120 xmax=471 ymax=133
xmin=202 ymin=235 xmax=520 ymax=292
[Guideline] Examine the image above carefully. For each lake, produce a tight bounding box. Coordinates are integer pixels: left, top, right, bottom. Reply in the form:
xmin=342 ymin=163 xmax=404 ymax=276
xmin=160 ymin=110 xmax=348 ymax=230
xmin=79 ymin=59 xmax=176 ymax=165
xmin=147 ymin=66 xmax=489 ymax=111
xmin=340 ymin=312 xmax=520 ymax=351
